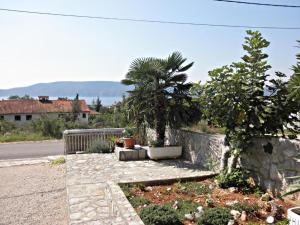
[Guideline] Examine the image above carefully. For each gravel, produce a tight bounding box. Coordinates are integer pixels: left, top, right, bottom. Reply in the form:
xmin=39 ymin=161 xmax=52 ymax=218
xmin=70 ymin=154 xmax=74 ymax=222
xmin=0 ymin=163 xmax=68 ymax=225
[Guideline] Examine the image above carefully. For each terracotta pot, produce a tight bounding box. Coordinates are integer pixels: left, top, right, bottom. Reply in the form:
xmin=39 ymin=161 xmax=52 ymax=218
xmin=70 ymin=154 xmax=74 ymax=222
xmin=123 ymin=137 xmax=135 ymax=149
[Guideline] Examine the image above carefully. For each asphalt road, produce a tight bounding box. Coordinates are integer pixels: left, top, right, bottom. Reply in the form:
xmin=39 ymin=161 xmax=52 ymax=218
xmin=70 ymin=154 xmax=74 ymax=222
xmin=0 ymin=141 xmax=64 ymax=160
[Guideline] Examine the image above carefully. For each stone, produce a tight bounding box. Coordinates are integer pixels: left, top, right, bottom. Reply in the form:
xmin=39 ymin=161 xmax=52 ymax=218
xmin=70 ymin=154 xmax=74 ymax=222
xmin=230 ymin=210 xmax=241 ymax=220
xmin=227 ymin=219 xmax=236 ymax=225
xmin=172 ymin=201 xmax=179 ymax=210
xmin=144 ymin=186 xmax=153 ymax=192
xmin=260 ymin=193 xmax=272 ymax=201
xmin=209 ymin=184 xmax=216 ymax=190
xmin=184 ymin=213 xmax=195 ymax=221
xmin=225 ymin=200 xmax=239 ymax=207
xmin=241 ymin=211 xmax=247 ymax=221
xmin=197 ymin=206 xmax=204 ymax=213
xmin=270 ymin=202 xmax=284 ymax=220
xmin=166 ymin=187 xmax=172 ymax=191
xmin=194 ymin=212 xmax=202 ymax=219
xmin=266 ymin=216 xmax=275 ymax=224
xmin=228 ymin=187 xmax=238 ymax=193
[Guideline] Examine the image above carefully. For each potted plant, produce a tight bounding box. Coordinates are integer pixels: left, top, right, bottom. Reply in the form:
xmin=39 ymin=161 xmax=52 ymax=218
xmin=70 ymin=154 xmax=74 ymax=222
xmin=122 ymin=127 xmax=135 ymax=149
xmin=122 ymin=52 xmax=200 ymax=159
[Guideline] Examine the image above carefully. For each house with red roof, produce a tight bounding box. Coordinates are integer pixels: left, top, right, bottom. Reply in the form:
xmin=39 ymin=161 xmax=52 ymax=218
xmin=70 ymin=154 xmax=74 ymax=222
xmin=0 ymin=96 xmax=90 ymax=124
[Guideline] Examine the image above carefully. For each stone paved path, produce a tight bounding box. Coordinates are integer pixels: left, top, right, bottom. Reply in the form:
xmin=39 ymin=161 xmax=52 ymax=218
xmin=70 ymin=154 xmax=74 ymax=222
xmin=66 ymin=153 xmax=215 ymax=225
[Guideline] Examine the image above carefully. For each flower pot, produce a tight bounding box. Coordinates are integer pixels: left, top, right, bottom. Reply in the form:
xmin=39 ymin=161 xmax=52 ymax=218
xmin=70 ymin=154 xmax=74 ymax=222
xmin=147 ymin=146 xmax=182 ymax=160
xmin=123 ymin=137 xmax=135 ymax=149
xmin=288 ymin=207 xmax=300 ymax=224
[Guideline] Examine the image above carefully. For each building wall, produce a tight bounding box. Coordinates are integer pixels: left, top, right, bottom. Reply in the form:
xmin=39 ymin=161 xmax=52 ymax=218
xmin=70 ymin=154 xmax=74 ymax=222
xmin=1 ymin=112 xmax=89 ymax=124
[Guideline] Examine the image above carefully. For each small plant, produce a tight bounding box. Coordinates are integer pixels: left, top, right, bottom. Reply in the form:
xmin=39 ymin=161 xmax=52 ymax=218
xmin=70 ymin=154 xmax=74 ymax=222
xmin=135 ymin=183 xmax=146 ymax=192
xmin=129 ymin=196 xmax=150 ymax=208
xmin=228 ymin=203 xmax=259 ymax=215
xmin=49 ymin=156 xmax=65 ymax=166
xmin=175 ymin=181 xmax=211 ymax=195
xmin=139 ymin=205 xmax=183 ymax=225
xmin=205 ymin=196 xmax=214 ymax=207
xmin=149 ymin=139 xmax=164 ymax=147
xmin=120 ymin=183 xmax=134 ymax=198
xmin=122 ymin=127 xmax=136 ymax=138
xmin=175 ymin=200 xmax=199 ymax=221
xmin=216 ymin=168 xmax=252 ymax=192
xmin=196 ymin=208 xmax=232 ymax=225
xmin=87 ymin=140 xmax=111 ymax=153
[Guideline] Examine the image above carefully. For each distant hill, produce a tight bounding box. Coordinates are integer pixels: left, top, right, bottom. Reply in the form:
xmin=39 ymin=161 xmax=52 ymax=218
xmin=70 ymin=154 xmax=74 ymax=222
xmin=0 ymin=81 xmax=131 ymax=97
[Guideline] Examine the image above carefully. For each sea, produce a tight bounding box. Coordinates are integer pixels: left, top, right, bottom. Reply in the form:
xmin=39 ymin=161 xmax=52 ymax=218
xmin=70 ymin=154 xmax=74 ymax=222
xmin=0 ymin=96 xmax=122 ymax=106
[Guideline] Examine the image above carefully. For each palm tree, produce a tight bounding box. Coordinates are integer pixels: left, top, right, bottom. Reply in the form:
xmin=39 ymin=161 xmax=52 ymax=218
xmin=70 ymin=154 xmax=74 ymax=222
xmin=288 ymin=41 xmax=300 ymax=102
xmin=122 ymin=52 xmax=200 ymax=146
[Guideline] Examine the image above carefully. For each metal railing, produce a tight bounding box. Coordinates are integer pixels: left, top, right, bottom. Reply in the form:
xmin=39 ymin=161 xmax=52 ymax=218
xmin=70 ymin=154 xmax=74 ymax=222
xmin=63 ymin=128 xmax=124 ymax=154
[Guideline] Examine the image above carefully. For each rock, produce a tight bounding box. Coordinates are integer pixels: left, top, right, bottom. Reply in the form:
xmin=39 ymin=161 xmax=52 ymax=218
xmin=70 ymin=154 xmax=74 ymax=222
xmin=243 ymin=197 xmax=250 ymax=200
xmin=225 ymin=200 xmax=239 ymax=207
xmin=166 ymin=187 xmax=172 ymax=191
xmin=270 ymin=202 xmax=284 ymax=220
xmin=197 ymin=206 xmax=204 ymax=213
xmin=194 ymin=212 xmax=202 ymax=219
xmin=209 ymin=184 xmax=216 ymax=190
xmin=184 ymin=213 xmax=195 ymax=221
xmin=266 ymin=216 xmax=275 ymax=224
xmin=144 ymin=186 xmax=153 ymax=192
xmin=228 ymin=187 xmax=238 ymax=193
xmin=227 ymin=219 xmax=236 ymax=225
xmin=260 ymin=193 xmax=272 ymax=201
xmin=230 ymin=210 xmax=241 ymax=220
xmin=172 ymin=200 xmax=179 ymax=210
xmin=241 ymin=211 xmax=247 ymax=221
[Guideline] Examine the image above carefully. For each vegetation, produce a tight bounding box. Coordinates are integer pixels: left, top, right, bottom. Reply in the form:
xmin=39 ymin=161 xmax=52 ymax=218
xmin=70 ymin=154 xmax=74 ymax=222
xmin=139 ymin=205 xmax=183 ymax=225
xmin=288 ymin=40 xmax=300 ymax=103
xmin=175 ymin=181 xmax=211 ymax=195
xmin=86 ymin=140 xmax=111 ymax=153
xmin=122 ymin=52 xmax=201 ymax=146
xmin=174 ymin=200 xmax=199 ymax=221
xmin=196 ymin=208 xmax=232 ymax=225
xmin=193 ymin=30 xmax=300 ymax=174
xmin=128 ymin=196 xmax=150 ymax=208
xmin=8 ymin=94 xmax=34 ymax=100
xmin=49 ymin=156 xmax=66 ymax=166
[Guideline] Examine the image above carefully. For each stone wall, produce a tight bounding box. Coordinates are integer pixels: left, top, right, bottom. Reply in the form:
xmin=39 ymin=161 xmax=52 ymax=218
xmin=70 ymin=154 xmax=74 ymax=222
xmin=147 ymin=128 xmax=300 ymax=197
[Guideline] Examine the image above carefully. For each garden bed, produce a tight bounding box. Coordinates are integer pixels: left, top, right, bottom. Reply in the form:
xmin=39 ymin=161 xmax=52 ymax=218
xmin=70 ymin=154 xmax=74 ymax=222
xmin=120 ymin=178 xmax=295 ymax=225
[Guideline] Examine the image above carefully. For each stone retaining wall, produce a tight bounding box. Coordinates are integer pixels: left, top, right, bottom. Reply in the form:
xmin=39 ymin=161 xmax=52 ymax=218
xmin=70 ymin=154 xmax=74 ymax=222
xmin=147 ymin=129 xmax=300 ymax=197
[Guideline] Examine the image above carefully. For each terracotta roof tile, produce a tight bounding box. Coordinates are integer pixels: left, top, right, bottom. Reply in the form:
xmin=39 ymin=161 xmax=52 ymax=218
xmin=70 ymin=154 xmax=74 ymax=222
xmin=0 ymin=99 xmax=90 ymax=115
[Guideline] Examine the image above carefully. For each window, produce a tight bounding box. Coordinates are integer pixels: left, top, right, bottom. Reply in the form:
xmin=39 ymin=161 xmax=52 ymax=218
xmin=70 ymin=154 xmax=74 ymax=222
xmin=26 ymin=115 xmax=32 ymax=121
xmin=0 ymin=115 xmax=4 ymax=120
xmin=15 ymin=115 xmax=21 ymax=121
xmin=82 ymin=113 xmax=86 ymax=118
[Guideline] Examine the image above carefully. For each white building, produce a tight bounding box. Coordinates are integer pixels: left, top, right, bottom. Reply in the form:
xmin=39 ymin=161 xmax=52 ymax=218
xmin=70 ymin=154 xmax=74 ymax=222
xmin=0 ymin=96 xmax=90 ymax=124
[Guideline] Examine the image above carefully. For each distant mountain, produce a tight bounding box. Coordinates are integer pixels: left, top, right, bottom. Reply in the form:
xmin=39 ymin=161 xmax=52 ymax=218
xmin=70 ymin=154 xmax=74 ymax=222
xmin=0 ymin=81 xmax=131 ymax=97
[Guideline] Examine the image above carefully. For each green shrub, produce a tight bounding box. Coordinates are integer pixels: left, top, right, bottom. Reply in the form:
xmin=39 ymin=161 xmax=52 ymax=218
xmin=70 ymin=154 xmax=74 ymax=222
xmin=129 ymin=196 xmax=150 ymax=208
xmin=50 ymin=156 xmax=66 ymax=166
xmin=31 ymin=115 xmax=64 ymax=139
xmin=175 ymin=181 xmax=211 ymax=195
xmin=216 ymin=169 xmax=251 ymax=192
xmin=139 ymin=205 xmax=183 ymax=225
xmin=119 ymin=183 xmax=133 ymax=198
xmin=87 ymin=140 xmax=111 ymax=153
xmin=197 ymin=208 xmax=232 ymax=225
xmin=175 ymin=200 xmax=198 ymax=221
xmin=228 ymin=203 xmax=259 ymax=215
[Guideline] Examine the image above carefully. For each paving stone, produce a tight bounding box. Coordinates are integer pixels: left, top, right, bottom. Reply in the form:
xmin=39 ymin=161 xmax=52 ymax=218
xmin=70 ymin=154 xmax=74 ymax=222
xmin=66 ymin=153 xmax=214 ymax=225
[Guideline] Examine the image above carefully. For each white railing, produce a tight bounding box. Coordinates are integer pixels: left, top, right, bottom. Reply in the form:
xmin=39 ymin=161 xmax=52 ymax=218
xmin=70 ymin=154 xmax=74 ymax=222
xmin=63 ymin=128 xmax=124 ymax=154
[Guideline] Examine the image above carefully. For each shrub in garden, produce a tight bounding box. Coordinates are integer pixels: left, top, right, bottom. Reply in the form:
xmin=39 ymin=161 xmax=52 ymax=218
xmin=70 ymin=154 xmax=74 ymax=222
xmin=87 ymin=140 xmax=111 ymax=153
xmin=196 ymin=208 xmax=232 ymax=225
xmin=129 ymin=196 xmax=150 ymax=208
xmin=229 ymin=203 xmax=259 ymax=215
xmin=175 ymin=200 xmax=198 ymax=221
xmin=140 ymin=205 xmax=183 ymax=225
xmin=175 ymin=182 xmax=211 ymax=195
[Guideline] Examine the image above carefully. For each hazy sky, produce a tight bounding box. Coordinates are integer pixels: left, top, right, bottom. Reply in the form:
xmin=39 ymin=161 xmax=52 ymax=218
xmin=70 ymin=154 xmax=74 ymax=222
xmin=0 ymin=0 xmax=299 ymax=89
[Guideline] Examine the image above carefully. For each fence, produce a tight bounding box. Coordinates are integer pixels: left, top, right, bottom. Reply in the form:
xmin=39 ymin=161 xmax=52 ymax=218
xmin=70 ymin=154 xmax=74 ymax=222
xmin=63 ymin=128 xmax=124 ymax=154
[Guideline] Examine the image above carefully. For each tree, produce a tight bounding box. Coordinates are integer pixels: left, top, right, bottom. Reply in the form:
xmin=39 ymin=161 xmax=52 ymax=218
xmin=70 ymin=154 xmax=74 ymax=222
xmin=122 ymin=52 xmax=201 ymax=146
xmin=8 ymin=95 xmax=33 ymax=100
xmin=288 ymin=40 xmax=300 ymax=103
xmin=196 ymin=30 xmax=299 ymax=174
xmin=71 ymin=94 xmax=80 ymax=121
xmin=95 ymin=97 xmax=102 ymax=112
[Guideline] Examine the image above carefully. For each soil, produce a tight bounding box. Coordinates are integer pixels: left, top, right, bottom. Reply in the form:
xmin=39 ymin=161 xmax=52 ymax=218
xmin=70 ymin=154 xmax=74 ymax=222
xmin=127 ymin=179 xmax=295 ymax=225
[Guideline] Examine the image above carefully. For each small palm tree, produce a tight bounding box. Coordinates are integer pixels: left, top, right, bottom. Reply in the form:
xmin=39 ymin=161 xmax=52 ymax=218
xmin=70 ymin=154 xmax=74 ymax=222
xmin=122 ymin=52 xmax=200 ymax=146
xmin=288 ymin=40 xmax=300 ymax=102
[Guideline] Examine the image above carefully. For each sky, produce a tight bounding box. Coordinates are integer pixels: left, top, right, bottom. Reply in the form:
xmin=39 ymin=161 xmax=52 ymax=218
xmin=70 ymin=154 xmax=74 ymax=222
xmin=0 ymin=0 xmax=299 ymax=89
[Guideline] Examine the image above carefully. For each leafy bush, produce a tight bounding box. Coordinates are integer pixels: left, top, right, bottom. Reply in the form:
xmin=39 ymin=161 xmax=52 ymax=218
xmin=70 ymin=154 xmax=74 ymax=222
xmin=175 ymin=200 xmax=198 ymax=221
xmin=119 ymin=183 xmax=133 ymax=198
xmin=149 ymin=139 xmax=164 ymax=147
xmin=196 ymin=208 xmax=232 ymax=225
xmin=175 ymin=181 xmax=211 ymax=195
xmin=139 ymin=205 xmax=183 ymax=225
xmin=87 ymin=140 xmax=111 ymax=153
xmin=129 ymin=196 xmax=150 ymax=208
xmin=122 ymin=127 xmax=136 ymax=138
xmin=216 ymin=169 xmax=252 ymax=192
xmin=0 ymin=120 xmax=16 ymax=134
xmin=31 ymin=115 xmax=64 ymax=139
xmin=229 ymin=203 xmax=259 ymax=215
